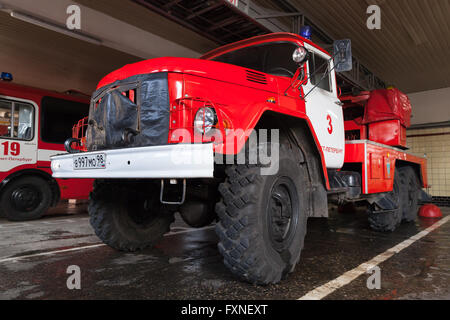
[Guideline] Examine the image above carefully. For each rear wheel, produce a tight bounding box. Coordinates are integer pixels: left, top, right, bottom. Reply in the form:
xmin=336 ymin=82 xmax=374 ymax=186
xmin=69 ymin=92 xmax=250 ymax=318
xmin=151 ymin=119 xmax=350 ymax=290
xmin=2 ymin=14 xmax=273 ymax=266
xmin=368 ymin=169 xmax=403 ymax=232
xmin=215 ymin=142 xmax=309 ymax=285
xmin=398 ymin=167 xmax=420 ymax=222
xmin=0 ymin=176 xmax=52 ymax=221
xmin=89 ymin=181 xmax=175 ymax=252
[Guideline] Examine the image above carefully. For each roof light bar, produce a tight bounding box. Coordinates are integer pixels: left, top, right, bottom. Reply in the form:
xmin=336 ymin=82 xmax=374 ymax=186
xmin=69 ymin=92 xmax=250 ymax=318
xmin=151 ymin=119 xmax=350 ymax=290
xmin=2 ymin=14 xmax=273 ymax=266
xmin=1 ymin=72 xmax=13 ymax=81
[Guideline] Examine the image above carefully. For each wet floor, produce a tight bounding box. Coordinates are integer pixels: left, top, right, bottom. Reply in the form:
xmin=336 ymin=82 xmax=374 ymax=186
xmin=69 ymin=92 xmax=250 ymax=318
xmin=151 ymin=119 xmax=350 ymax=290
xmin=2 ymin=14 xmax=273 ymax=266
xmin=0 ymin=202 xmax=448 ymax=300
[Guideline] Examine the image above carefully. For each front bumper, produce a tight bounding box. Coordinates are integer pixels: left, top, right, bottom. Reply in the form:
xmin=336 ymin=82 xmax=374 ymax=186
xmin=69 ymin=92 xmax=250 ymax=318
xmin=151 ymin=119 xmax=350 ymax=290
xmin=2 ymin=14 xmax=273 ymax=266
xmin=51 ymin=144 xmax=214 ymax=179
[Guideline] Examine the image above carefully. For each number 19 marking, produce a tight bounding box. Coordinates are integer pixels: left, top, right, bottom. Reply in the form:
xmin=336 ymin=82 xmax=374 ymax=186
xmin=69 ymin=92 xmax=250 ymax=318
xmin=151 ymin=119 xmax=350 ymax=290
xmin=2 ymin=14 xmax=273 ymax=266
xmin=2 ymin=141 xmax=21 ymax=156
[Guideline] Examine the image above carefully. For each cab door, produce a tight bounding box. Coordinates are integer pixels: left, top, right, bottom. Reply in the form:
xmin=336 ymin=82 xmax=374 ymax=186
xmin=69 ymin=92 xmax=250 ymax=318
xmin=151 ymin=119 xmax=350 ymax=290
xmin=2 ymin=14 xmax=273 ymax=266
xmin=0 ymin=96 xmax=37 ymax=172
xmin=303 ymin=44 xmax=345 ymax=169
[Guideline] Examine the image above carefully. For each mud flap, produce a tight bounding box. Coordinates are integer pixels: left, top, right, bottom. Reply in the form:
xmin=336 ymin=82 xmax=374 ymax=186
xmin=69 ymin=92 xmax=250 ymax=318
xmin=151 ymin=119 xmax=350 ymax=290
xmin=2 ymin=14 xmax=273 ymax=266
xmin=310 ymin=183 xmax=328 ymax=218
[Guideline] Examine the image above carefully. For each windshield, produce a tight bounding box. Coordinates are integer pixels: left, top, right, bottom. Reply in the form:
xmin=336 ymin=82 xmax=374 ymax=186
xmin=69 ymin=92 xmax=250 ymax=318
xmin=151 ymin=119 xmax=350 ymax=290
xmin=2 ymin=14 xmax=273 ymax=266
xmin=210 ymin=42 xmax=299 ymax=78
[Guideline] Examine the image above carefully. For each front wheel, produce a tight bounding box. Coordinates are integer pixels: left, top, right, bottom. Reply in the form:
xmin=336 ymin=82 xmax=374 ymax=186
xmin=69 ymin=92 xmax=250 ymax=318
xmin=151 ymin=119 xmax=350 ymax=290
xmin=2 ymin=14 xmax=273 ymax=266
xmin=215 ymin=142 xmax=309 ymax=285
xmin=89 ymin=181 xmax=175 ymax=252
xmin=0 ymin=176 xmax=52 ymax=221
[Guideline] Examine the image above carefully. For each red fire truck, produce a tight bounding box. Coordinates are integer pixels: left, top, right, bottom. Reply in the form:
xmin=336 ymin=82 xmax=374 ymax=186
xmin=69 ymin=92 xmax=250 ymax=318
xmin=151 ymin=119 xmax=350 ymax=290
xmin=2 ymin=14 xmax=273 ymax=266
xmin=0 ymin=77 xmax=93 ymax=221
xmin=51 ymin=32 xmax=429 ymax=284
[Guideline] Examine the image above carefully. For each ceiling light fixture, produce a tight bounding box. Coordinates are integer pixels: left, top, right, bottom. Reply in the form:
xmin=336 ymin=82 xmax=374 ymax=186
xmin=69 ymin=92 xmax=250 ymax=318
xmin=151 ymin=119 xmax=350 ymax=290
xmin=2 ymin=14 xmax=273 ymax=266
xmin=9 ymin=10 xmax=102 ymax=46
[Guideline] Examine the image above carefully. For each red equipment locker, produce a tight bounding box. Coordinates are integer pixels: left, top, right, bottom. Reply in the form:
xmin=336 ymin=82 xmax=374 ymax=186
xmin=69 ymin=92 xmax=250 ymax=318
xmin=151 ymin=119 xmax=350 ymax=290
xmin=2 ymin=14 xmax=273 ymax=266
xmin=368 ymin=120 xmax=407 ymax=148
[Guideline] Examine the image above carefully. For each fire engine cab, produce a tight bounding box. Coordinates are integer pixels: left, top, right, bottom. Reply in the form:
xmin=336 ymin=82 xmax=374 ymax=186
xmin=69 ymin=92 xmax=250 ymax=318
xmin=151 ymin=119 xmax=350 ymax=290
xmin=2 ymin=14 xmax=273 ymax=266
xmin=0 ymin=76 xmax=93 ymax=221
xmin=51 ymin=32 xmax=429 ymax=285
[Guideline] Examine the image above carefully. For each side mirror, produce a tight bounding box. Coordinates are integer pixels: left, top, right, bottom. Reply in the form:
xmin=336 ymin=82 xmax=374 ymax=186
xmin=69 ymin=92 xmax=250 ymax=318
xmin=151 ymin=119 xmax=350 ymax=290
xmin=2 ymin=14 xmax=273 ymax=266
xmin=292 ymin=47 xmax=309 ymax=64
xmin=333 ymin=39 xmax=352 ymax=72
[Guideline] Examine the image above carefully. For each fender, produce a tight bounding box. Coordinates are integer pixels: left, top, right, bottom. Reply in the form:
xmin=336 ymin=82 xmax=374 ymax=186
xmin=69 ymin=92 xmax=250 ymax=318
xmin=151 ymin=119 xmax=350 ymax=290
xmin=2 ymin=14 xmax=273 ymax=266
xmin=258 ymin=109 xmax=331 ymax=190
xmin=214 ymin=104 xmax=330 ymax=190
xmin=394 ymin=159 xmax=427 ymax=188
xmin=179 ymin=70 xmax=331 ymax=189
xmin=244 ymin=109 xmax=331 ymax=218
xmin=352 ymin=141 xmax=429 ymax=194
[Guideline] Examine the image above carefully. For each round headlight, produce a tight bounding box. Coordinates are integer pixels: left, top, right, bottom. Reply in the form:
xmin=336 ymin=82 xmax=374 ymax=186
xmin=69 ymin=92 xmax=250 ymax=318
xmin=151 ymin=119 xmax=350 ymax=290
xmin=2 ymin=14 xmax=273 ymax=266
xmin=194 ymin=107 xmax=217 ymax=134
xmin=293 ymin=46 xmax=308 ymax=64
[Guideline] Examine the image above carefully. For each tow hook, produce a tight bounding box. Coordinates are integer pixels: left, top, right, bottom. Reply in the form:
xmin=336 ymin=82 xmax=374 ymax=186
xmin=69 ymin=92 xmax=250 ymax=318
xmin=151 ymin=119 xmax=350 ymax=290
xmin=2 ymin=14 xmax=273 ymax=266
xmin=64 ymin=138 xmax=81 ymax=153
xmin=160 ymin=179 xmax=186 ymax=205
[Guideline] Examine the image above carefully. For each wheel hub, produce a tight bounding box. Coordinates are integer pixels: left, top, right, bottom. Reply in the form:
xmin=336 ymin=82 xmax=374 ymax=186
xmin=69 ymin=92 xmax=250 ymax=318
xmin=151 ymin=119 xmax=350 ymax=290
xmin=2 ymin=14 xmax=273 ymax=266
xmin=267 ymin=178 xmax=299 ymax=252
xmin=11 ymin=186 xmax=41 ymax=212
xmin=123 ymin=188 xmax=161 ymax=226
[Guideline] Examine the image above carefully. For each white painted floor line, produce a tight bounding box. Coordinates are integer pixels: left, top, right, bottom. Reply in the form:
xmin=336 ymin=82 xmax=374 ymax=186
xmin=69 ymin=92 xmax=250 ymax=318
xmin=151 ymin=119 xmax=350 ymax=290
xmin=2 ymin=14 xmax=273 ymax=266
xmin=298 ymin=215 xmax=450 ymax=300
xmin=0 ymin=244 xmax=106 ymax=264
xmin=0 ymin=217 xmax=90 ymax=229
xmin=0 ymin=225 xmax=216 ymax=264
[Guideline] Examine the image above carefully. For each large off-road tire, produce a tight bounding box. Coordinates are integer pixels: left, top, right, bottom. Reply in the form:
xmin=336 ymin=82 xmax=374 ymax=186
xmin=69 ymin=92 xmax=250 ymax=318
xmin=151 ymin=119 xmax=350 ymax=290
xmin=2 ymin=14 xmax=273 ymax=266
xmin=398 ymin=167 xmax=420 ymax=222
xmin=0 ymin=176 xmax=52 ymax=221
xmin=368 ymin=169 xmax=403 ymax=232
xmin=215 ymin=142 xmax=309 ymax=285
xmin=89 ymin=180 xmax=175 ymax=252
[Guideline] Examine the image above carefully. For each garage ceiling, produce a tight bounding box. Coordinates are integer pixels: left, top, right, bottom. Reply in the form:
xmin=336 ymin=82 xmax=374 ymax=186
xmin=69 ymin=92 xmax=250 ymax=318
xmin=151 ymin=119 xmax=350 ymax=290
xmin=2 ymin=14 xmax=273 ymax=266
xmin=131 ymin=0 xmax=271 ymax=45
xmin=0 ymin=11 xmax=140 ymax=95
xmin=2 ymin=0 xmax=448 ymax=95
xmin=75 ymin=0 xmax=217 ymax=54
xmin=287 ymin=0 xmax=450 ymax=93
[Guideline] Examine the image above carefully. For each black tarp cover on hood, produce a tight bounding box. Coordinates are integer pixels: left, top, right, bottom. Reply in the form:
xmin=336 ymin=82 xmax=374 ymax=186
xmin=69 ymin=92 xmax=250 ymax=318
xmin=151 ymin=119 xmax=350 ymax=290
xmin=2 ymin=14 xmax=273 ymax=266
xmin=86 ymin=72 xmax=170 ymax=151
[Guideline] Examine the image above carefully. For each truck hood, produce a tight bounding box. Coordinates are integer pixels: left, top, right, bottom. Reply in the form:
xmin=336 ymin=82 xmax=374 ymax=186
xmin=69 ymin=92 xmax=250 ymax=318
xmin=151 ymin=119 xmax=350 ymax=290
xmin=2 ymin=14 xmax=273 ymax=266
xmin=97 ymin=57 xmax=279 ymax=93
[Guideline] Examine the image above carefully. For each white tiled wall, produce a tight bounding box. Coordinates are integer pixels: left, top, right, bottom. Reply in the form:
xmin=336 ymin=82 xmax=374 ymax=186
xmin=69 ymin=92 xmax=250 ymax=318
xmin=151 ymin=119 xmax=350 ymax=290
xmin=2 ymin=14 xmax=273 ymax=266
xmin=407 ymin=127 xmax=450 ymax=197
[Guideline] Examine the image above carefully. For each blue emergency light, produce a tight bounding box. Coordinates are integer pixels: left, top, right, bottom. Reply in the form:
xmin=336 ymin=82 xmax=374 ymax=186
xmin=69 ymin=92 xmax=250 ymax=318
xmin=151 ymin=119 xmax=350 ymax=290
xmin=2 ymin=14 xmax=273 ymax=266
xmin=300 ymin=26 xmax=312 ymax=40
xmin=1 ymin=72 xmax=13 ymax=82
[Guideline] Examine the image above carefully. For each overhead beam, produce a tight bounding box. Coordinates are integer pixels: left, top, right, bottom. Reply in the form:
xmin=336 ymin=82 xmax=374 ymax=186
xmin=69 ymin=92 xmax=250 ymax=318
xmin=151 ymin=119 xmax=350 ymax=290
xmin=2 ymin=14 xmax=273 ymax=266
xmin=255 ymin=12 xmax=303 ymax=19
xmin=163 ymin=0 xmax=182 ymax=10
xmin=186 ymin=3 xmax=222 ymax=20
xmin=133 ymin=0 xmax=272 ymax=45
xmin=208 ymin=16 xmax=240 ymax=31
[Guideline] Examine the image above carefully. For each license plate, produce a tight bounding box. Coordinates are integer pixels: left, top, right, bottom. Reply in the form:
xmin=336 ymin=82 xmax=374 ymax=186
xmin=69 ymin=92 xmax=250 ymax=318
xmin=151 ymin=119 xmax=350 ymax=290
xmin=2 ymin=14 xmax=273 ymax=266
xmin=73 ymin=153 xmax=106 ymax=170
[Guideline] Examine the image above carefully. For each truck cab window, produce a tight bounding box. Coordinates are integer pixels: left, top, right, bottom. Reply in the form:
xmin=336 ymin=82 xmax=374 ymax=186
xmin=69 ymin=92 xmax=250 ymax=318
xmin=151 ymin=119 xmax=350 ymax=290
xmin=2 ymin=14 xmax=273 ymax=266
xmin=309 ymin=53 xmax=332 ymax=92
xmin=211 ymin=42 xmax=299 ymax=78
xmin=0 ymin=99 xmax=34 ymax=140
xmin=41 ymin=97 xmax=89 ymax=144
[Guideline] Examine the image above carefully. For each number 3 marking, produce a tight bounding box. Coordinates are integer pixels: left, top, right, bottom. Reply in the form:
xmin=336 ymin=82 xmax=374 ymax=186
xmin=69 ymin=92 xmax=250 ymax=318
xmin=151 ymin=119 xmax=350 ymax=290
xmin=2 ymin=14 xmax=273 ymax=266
xmin=327 ymin=115 xmax=333 ymax=134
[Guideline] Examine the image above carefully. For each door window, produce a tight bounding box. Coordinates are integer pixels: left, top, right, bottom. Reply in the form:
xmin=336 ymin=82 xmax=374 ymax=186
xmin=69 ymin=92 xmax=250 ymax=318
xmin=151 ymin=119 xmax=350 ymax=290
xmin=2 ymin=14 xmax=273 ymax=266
xmin=309 ymin=53 xmax=332 ymax=92
xmin=0 ymin=99 xmax=34 ymax=140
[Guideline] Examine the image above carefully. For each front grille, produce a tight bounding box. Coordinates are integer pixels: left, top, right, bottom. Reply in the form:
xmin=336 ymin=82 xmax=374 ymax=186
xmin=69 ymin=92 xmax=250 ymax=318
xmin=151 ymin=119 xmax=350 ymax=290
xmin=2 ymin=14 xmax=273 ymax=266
xmin=87 ymin=72 xmax=170 ymax=151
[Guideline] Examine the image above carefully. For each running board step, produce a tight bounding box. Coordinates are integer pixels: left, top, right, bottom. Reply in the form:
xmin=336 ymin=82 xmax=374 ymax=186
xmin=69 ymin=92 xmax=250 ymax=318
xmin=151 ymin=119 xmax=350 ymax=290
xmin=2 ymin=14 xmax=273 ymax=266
xmin=327 ymin=188 xmax=349 ymax=194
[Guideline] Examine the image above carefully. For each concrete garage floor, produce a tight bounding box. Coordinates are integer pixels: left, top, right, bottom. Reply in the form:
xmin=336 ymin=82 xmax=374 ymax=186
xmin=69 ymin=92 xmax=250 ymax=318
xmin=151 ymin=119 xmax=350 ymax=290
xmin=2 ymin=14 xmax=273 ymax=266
xmin=0 ymin=202 xmax=448 ymax=300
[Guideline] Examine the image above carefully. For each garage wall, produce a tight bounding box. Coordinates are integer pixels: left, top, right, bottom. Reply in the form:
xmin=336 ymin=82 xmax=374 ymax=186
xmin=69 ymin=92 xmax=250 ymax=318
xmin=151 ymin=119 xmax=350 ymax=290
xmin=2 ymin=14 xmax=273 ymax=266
xmin=409 ymin=87 xmax=450 ymax=125
xmin=407 ymin=127 xmax=450 ymax=197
